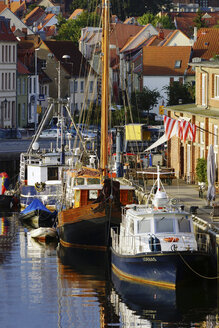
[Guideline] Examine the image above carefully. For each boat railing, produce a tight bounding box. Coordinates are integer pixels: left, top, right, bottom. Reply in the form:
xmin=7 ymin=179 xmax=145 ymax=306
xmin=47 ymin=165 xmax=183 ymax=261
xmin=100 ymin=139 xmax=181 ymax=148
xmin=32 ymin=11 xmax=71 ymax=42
xmin=196 ymin=232 xmax=211 ymax=253
xmin=111 ymin=228 xmax=211 ymax=255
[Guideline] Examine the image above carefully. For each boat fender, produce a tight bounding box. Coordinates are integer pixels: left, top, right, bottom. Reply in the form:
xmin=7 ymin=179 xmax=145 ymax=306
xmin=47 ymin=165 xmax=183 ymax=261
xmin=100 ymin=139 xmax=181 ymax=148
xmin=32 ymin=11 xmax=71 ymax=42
xmin=154 ymin=236 xmax=161 ymax=252
xmin=148 ymin=236 xmax=154 ymax=252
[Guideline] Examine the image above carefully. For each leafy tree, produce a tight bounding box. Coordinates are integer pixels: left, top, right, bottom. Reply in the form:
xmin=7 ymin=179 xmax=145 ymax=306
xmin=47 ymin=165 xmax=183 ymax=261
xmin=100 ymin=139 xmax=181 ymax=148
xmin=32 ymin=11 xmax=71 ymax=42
xmin=193 ymin=9 xmax=207 ymax=29
xmin=56 ymin=11 xmax=101 ymax=45
xmin=131 ymin=87 xmax=160 ymax=123
xmin=137 ymin=12 xmax=175 ymax=29
xmin=56 ymin=14 xmax=67 ymax=30
xmin=196 ymin=158 xmax=207 ymax=183
xmin=164 ymin=81 xmax=195 ymax=106
xmin=137 ymin=13 xmax=158 ymax=26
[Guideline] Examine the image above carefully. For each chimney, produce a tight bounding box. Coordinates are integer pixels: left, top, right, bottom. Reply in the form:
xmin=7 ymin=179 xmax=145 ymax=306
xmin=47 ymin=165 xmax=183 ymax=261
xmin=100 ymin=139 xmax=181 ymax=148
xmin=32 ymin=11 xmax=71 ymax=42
xmin=11 ymin=25 xmax=16 ymax=32
xmin=194 ymin=26 xmax=197 ymax=43
xmin=22 ymin=27 xmax=27 ymax=35
xmin=158 ymin=29 xmax=164 ymax=39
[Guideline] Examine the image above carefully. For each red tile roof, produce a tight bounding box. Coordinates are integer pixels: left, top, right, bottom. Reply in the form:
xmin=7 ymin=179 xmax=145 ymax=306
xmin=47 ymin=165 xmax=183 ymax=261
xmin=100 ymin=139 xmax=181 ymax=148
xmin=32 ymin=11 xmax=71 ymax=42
xmin=17 ymin=59 xmax=30 ymax=74
xmin=192 ymin=28 xmax=219 ymax=60
xmin=172 ymin=12 xmax=219 ymax=37
xmin=0 ymin=3 xmax=7 ymax=13
xmin=38 ymin=13 xmax=55 ymax=30
xmin=143 ymin=46 xmax=192 ymax=76
xmin=24 ymin=7 xmax=45 ymax=26
xmin=69 ymin=8 xmax=83 ymax=19
xmin=110 ymin=23 xmax=143 ymax=50
xmin=43 ymin=40 xmax=94 ymax=77
xmin=0 ymin=17 xmax=17 ymax=41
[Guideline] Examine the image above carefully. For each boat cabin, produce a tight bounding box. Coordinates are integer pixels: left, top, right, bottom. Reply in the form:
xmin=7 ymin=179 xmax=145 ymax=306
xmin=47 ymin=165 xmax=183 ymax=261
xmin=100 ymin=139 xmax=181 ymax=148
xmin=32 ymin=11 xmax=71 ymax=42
xmin=114 ymin=205 xmax=198 ymax=255
xmin=71 ymin=184 xmax=135 ymax=208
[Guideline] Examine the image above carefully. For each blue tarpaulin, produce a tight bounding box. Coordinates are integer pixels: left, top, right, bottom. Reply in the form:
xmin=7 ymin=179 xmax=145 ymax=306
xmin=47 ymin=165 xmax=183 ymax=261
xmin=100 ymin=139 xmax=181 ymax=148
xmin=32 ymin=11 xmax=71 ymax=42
xmin=21 ymin=199 xmax=51 ymax=215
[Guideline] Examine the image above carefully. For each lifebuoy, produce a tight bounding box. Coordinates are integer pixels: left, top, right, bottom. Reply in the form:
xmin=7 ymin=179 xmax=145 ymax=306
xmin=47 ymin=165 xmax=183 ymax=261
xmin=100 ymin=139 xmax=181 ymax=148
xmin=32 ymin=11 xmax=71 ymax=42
xmin=163 ymin=237 xmax=179 ymax=242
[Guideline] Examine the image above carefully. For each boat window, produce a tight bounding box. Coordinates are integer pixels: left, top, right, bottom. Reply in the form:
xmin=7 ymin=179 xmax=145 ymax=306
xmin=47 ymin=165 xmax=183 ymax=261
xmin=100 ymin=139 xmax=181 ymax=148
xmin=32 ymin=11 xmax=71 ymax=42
xmin=138 ymin=219 xmax=151 ymax=233
xmin=48 ymin=167 xmax=58 ymax=180
xmin=178 ymin=217 xmax=191 ymax=232
xmin=75 ymin=178 xmax=84 ymax=186
xmin=129 ymin=220 xmax=134 ymax=234
xmin=88 ymin=190 xmax=98 ymax=200
xmin=87 ymin=178 xmax=100 ymax=185
xmin=155 ymin=218 xmax=174 ymax=233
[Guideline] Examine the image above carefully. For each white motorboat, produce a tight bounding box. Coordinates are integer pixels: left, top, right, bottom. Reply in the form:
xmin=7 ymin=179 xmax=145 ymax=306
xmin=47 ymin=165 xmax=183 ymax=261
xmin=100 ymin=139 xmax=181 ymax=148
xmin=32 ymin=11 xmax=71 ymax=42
xmin=111 ymin=166 xmax=214 ymax=289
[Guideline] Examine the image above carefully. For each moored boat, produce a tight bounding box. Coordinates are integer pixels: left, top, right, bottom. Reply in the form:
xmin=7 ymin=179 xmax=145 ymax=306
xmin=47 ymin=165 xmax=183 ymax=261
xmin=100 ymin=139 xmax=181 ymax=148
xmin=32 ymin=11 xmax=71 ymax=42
xmin=19 ymin=198 xmax=57 ymax=228
xmin=111 ymin=166 xmax=214 ymax=289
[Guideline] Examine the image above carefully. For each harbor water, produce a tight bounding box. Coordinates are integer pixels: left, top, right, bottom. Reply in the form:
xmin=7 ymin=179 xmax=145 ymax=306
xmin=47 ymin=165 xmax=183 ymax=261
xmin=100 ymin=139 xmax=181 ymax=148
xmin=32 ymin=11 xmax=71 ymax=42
xmin=0 ymin=212 xmax=218 ymax=328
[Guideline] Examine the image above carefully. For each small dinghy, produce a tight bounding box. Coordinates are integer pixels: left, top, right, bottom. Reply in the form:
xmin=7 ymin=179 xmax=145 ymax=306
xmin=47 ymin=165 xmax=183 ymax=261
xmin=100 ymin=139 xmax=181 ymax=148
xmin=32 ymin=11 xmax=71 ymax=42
xmin=30 ymin=227 xmax=57 ymax=243
xmin=19 ymin=199 xmax=57 ymax=228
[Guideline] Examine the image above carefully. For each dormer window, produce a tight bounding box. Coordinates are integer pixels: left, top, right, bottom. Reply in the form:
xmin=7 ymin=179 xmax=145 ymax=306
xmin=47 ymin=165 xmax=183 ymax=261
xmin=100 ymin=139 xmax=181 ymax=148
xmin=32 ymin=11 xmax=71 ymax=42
xmin=174 ymin=60 xmax=181 ymax=68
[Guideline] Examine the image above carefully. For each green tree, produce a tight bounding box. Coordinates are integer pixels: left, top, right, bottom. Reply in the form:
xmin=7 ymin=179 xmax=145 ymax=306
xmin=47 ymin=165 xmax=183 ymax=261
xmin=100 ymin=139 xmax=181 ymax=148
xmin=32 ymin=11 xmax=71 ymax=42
xmin=164 ymin=81 xmax=195 ymax=106
xmin=193 ymin=9 xmax=207 ymax=29
xmin=137 ymin=12 xmax=175 ymax=29
xmin=196 ymin=158 xmax=207 ymax=183
xmin=131 ymin=87 xmax=160 ymax=123
xmin=56 ymin=11 xmax=101 ymax=45
xmin=56 ymin=13 xmax=67 ymax=30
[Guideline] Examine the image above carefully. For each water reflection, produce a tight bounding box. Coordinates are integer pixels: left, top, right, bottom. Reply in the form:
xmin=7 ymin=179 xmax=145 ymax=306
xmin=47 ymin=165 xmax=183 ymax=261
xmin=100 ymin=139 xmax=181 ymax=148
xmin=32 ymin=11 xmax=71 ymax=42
xmin=0 ymin=213 xmax=218 ymax=328
xmin=57 ymin=246 xmax=119 ymax=327
xmin=111 ymin=269 xmax=217 ymax=327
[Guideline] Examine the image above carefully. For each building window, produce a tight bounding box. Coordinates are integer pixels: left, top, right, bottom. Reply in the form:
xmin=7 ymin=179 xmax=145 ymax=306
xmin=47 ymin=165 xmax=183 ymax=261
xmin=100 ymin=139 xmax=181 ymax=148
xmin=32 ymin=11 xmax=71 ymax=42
xmin=5 ymin=45 xmax=7 ymax=62
xmin=22 ymin=79 xmax=26 ymax=94
xmin=2 ymin=45 xmax=4 ymax=62
xmin=201 ymin=73 xmax=206 ymax=106
xmin=174 ymin=60 xmax=181 ymax=68
xmin=17 ymin=78 xmax=21 ymax=95
xmin=9 ymin=45 xmax=11 ymax=62
xmin=7 ymin=101 xmax=10 ymax=120
xmin=4 ymin=101 xmax=7 ymax=120
xmin=8 ymin=73 xmax=11 ymax=89
xmin=1 ymin=73 xmax=4 ymax=90
xmin=22 ymin=103 xmax=25 ymax=120
xmin=80 ymin=81 xmax=84 ymax=92
xmin=5 ymin=73 xmax=7 ymax=90
xmin=74 ymin=80 xmax=78 ymax=93
xmin=215 ymin=75 xmax=219 ymax=98
xmin=89 ymin=81 xmax=93 ymax=93
xmin=214 ymin=125 xmax=218 ymax=146
xmin=13 ymin=45 xmax=15 ymax=62
xmin=13 ymin=73 xmax=15 ymax=89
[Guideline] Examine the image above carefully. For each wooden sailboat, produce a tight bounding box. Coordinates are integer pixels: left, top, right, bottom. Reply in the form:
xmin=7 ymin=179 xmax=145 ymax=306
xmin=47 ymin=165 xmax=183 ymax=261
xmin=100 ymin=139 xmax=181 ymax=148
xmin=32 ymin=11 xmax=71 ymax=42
xmin=57 ymin=0 xmax=135 ymax=250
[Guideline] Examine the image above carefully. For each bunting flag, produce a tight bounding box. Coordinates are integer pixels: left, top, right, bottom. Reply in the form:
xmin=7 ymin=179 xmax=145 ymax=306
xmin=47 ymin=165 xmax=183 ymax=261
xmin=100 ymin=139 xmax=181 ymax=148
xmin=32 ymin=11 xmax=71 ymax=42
xmin=163 ymin=116 xmax=196 ymax=143
xmin=163 ymin=116 xmax=177 ymax=140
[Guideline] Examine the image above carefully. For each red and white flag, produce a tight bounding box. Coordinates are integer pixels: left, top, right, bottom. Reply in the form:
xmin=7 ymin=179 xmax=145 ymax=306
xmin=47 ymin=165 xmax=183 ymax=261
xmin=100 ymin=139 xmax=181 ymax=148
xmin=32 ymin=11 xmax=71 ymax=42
xmin=164 ymin=116 xmax=196 ymax=142
xmin=163 ymin=116 xmax=177 ymax=140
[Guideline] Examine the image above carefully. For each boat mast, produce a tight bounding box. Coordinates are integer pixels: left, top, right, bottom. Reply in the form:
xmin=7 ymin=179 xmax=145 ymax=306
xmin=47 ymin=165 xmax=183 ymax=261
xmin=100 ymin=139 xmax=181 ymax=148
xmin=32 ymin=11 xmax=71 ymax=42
xmin=100 ymin=0 xmax=110 ymax=178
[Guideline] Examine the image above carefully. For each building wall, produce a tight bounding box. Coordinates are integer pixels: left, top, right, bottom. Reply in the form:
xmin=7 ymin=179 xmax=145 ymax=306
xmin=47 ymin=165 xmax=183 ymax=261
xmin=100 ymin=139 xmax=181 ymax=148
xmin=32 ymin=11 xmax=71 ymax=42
xmin=143 ymin=75 xmax=185 ymax=116
xmin=196 ymin=66 xmax=219 ymax=108
xmin=166 ymin=31 xmax=192 ymax=46
xmin=168 ymin=110 xmax=219 ymax=184
xmin=0 ymin=41 xmax=17 ymax=128
xmin=17 ymin=74 xmax=28 ymax=128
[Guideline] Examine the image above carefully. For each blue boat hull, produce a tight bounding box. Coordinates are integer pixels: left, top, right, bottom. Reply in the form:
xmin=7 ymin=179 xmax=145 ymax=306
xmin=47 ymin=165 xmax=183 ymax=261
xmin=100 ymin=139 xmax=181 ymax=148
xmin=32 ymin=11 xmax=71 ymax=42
xmin=111 ymin=248 xmax=212 ymax=289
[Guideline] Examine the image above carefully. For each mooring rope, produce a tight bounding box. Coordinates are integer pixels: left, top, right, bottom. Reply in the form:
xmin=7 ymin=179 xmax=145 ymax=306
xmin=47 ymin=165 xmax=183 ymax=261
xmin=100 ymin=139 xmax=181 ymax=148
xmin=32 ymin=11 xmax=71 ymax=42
xmin=178 ymin=252 xmax=219 ymax=280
